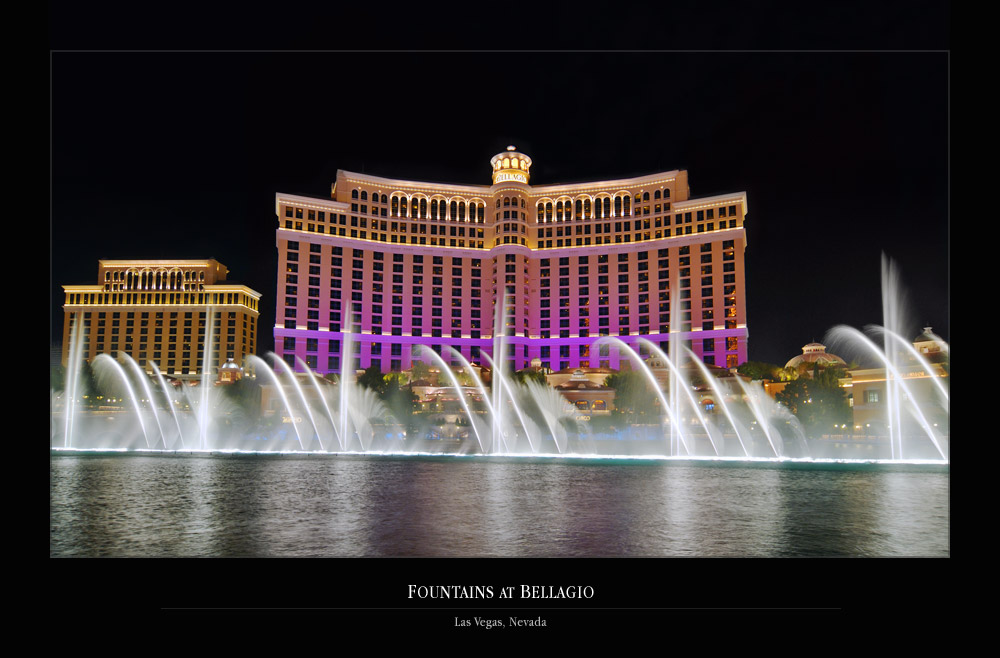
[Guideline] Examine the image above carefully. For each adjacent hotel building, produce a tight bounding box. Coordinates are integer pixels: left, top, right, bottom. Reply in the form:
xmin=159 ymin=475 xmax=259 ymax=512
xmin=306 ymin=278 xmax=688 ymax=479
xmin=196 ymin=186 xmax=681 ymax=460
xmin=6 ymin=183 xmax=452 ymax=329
xmin=274 ymin=147 xmax=749 ymax=375
xmin=61 ymin=259 xmax=261 ymax=378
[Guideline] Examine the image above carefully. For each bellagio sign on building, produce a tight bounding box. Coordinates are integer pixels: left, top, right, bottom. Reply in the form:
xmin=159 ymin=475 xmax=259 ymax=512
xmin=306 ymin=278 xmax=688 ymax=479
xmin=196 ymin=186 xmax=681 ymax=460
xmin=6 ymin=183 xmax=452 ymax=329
xmin=274 ymin=146 xmax=749 ymax=375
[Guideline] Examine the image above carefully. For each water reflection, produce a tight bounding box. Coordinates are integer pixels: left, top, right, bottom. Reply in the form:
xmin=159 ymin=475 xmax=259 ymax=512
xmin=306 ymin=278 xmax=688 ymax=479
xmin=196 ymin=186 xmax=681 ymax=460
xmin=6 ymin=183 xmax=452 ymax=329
xmin=656 ymin=467 xmax=788 ymax=556
xmin=50 ymin=455 xmax=949 ymax=557
xmin=877 ymin=471 xmax=949 ymax=556
xmin=357 ymin=460 xmax=491 ymax=556
xmin=775 ymin=470 xmax=882 ymax=556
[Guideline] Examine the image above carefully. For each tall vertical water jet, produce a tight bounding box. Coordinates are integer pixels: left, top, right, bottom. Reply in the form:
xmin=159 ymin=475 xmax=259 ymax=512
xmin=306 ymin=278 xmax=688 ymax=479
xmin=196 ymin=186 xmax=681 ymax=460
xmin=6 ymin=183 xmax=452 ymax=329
xmin=667 ymin=273 xmax=682 ymax=456
xmin=880 ymin=254 xmax=911 ymax=460
xmin=63 ymin=315 xmax=86 ymax=448
xmin=491 ymin=284 xmax=507 ymax=449
xmin=340 ymin=327 xmax=354 ymax=452
xmin=199 ymin=307 xmax=215 ymax=451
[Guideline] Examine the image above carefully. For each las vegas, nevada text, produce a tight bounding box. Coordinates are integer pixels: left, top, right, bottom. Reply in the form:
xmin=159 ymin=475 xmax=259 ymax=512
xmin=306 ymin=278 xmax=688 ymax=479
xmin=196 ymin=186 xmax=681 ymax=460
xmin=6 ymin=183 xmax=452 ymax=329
xmin=408 ymin=585 xmax=594 ymax=600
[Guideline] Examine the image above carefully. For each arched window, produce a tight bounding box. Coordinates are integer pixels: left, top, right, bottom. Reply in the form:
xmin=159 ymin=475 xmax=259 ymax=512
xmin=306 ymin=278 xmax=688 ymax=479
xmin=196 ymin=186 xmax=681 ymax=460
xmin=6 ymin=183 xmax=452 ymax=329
xmin=381 ymin=194 xmax=387 ymax=204
xmin=430 ymin=200 xmax=438 ymax=218
xmin=546 ymin=203 xmax=553 ymax=220
xmin=584 ymin=199 xmax=591 ymax=218
xmin=603 ymin=198 xmax=611 ymax=217
xmin=556 ymin=201 xmax=563 ymax=219
xmin=614 ymin=196 xmax=622 ymax=217
xmin=400 ymin=197 xmax=408 ymax=216
xmin=575 ymin=199 xmax=583 ymax=217
xmin=451 ymin=200 xmax=458 ymax=218
xmin=663 ymin=188 xmax=671 ymax=199
xmin=360 ymin=190 xmax=368 ymax=201
xmin=623 ymin=196 xmax=631 ymax=215
xmin=352 ymin=189 xmax=359 ymax=199
xmin=642 ymin=191 xmax=649 ymax=201
xmin=654 ymin=190 xmax=661 ymax=199
xmin=459 ymin=201 xmax=466 ymax=220
xmin=419 ymin=198 xmax=426 ymax=218
xmin=391 ymin=197 xmax=399 ymax=216
xmin=503 ymin=197 xmax=510 ymax=206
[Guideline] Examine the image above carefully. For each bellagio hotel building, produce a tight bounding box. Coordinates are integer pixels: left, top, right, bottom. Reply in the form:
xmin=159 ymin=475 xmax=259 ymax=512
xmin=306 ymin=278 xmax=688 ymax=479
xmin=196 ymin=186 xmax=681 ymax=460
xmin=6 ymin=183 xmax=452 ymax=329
xmin=275 ymin=147 xmax=749 ymax=375
xmin=61 ymin=259 xmax=261 ymax=378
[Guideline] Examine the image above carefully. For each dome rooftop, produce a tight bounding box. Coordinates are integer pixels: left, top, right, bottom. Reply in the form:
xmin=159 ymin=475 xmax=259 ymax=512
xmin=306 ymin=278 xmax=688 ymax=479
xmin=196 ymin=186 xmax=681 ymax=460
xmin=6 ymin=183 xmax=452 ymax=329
xmin=785 ymin=343 xmax=847 ymax=370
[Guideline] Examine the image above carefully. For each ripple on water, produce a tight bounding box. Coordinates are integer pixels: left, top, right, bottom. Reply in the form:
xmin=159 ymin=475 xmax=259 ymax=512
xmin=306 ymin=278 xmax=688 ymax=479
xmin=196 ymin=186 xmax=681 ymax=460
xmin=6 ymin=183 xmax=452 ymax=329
xmin=50 ymin=453 xmax=948 ymax=557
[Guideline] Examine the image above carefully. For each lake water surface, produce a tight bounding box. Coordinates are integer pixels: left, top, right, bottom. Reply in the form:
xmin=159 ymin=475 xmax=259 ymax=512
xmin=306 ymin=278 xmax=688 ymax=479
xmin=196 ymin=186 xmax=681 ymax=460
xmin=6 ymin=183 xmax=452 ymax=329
xmin=49 ymin=453 xmax=949 ymax=557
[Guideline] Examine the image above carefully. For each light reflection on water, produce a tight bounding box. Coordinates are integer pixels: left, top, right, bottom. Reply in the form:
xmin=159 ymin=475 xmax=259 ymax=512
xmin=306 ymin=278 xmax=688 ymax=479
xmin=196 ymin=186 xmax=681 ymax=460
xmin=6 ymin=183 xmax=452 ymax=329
xmin=50 ymin=454 xmax=948 ymax=557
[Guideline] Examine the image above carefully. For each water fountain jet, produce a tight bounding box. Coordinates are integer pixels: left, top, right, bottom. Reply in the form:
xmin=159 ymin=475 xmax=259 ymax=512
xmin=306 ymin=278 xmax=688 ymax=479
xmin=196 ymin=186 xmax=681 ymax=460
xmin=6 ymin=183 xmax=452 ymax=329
xmin=271 ymin=353 xmax=324 ymax=451
xmin=247 ymin=355 xmax=305 ymax=451
xmin=593 ymin=337 xmax=693 ymax=456
xmin=92 ymin=354 xmax=151 ymax=449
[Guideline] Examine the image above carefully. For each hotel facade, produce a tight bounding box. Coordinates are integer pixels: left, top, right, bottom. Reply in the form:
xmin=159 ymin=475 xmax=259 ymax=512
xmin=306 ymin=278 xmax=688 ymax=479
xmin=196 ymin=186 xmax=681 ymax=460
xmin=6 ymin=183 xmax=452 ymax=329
xmin=274 ymin=147 xmax=749 ymax=375
xmin=61 ymin=259 xmax=261 ymax=378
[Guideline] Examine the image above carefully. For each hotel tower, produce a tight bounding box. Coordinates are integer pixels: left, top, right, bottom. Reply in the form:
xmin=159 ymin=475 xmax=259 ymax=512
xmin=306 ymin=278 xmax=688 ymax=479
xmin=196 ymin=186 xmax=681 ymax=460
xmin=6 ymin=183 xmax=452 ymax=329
xmin=61 ymin=259 xmax=261 ymax=378
xmin=274 ymin=147 xmax=749 ymax=375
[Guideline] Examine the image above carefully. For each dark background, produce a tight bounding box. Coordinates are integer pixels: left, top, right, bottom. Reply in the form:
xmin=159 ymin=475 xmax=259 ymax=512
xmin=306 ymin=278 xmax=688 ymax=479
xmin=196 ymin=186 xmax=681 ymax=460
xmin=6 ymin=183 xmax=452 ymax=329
xmin=51 ymin=49 xmax=949 ymax=366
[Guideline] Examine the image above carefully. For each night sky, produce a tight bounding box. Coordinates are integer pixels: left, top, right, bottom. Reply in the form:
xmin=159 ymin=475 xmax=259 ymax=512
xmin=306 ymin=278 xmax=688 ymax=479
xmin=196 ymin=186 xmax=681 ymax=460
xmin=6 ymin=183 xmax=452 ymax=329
xmin=50 ymin=30 xmax=949 ymax=369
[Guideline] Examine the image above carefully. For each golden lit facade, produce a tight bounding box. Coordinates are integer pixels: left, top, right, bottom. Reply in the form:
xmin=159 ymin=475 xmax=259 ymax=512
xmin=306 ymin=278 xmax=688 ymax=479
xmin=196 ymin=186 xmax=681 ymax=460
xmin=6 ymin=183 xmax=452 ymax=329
xmin=61 ymin=259 xmax=261 ymax=378
xmin=840 ymin=328 xmax=949 ymax=434
xmin=274 ymin=147 xmax=749 ymax=374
